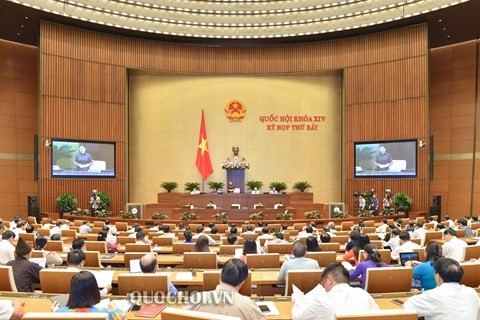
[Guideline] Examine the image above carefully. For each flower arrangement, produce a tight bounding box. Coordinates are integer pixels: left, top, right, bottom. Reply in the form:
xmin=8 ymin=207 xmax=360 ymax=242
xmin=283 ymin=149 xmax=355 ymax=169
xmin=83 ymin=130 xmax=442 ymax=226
xmin=304 ymin=210 xmax=323 ymax=220
xmin=94 ymin=209 xmax=112 ymax=218
xmin=181 ymin=211 xmax=198 ymax=221
xmin=332 ymin=207 xmax=349 ymax=218
xmin=221 ymin=159 xmax=250 ymax=170
xmin=120 ymin=208 xmax=138 ymax=219
xmin=152 ymin=212 xmax=170 ymax=220
xmin=249 ymin=211 xmax=265 ymax=221
xmin=71 ymin=208 xmax=90 ymax=216
xmin=276 ymin=210 xmax=293 ymax=220
xmin=212 ymin=212 xmax=229 ymax=221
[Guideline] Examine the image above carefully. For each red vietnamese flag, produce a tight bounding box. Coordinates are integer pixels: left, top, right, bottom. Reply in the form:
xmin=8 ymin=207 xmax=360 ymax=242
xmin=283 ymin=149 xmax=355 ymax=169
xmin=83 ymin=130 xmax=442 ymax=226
xmin=195 ymin=109 xmax=213 ymax=180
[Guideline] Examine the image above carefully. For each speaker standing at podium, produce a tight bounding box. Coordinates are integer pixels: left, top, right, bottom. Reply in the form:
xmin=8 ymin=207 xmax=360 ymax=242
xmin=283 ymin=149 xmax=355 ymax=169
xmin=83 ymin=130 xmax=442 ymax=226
xmin=89 ymin=189 xmax=100 ymax=216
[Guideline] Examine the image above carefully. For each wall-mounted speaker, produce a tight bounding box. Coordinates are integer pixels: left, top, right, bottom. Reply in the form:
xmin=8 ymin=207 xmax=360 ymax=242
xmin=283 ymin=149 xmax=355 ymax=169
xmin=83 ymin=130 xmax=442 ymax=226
xmin=433 ymin=195 xmax=441 ymax=208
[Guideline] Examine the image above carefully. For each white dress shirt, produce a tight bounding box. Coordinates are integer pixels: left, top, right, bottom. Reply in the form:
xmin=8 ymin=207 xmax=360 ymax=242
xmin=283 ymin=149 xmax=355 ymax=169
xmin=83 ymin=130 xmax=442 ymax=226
xmin=49 ymin=226 xmax=62 ymax=236
xmin=328 ymin=283 xmax=379 ymax=312
xmin=442 ymin=237 xmax=467 ymax=261
xmin=404 ymin=282 xmax=478 ymax=320
xmin=0 ymin=240 xmax=15 ymax=264
xmin=292 ymin=284 xmax=335 ymax=320
xmin=391 ymin=240 xmax=422 ymax=260
xmin=375 ymin=224 xmax=388 ymax=234
xmin=383 ymin=235 xmax=400 ymax=252
xmin=411 ymin=228 xmax=427 ymax=245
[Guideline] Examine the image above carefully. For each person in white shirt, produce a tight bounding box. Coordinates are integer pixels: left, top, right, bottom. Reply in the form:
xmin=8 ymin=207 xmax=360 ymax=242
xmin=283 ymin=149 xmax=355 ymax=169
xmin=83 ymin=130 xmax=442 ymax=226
xmin=192 ymin=226 xmax=217 ymax=245
xmin=426 ymin=216 xmax=438 ymax=229
xmin=442 ymin=228 xmax=467 ymax=262
xmin=49 ymin=221 xmax=63 ymax=237
xmin=251 ymin=187 xmax=261 ymax=194
xmin=257 ymin=227 xmax=274 ymax=240
xmin=42 ymin=219 xmax=53 ymax=230
xmin=291 ymin=262 xmax=378 ymax=320
xmin=382 ymin=228 xmax=401 ymax=252
xmin=9 ymin=217 xmax=20 ymax=230
xmin=0 ymin=299 xmax=23 ymax=320
xmin=12 ymin=221 xmax=27 ymax=240
xmin=149 ymin=221 xmax=160 ymax=231
xmin=60 ymin=221 xmax=71 ymax=231
xmin=128 ymin=226 xmax=142 ymax=238
xmin=66 ymin=249 xmax=111 ymax=296
xmin=326 ymin=222 xmax=337 ymax=234
xmin=104 ymin=220 xmax=117 ymax=235
xmin=253 ymin=222 xmax=265 ymax=233
xmin=443 ymin=215 xmax=455 ymax=228
xmin=403 ymin=257 xmax=478 ymax=320
xmin=375 ymin=219 xmax=389 ymax=234
xmin=296 ymin=226 xmax=314 ymax=240
xmin=264 ymin=232 xmax=287 ymax=251
xmin=390 ymin=231 xmax=421 ymax=260
xmin=0 ymin=231 xmax=16 ymax=264
xmin=135 ymin=231 xmax=151 ymax=246
xmin=242 ymin=225 xmax=255 ymax=235
xmin=411 ymin=222 xmax=427 ymax=245
xmin=79 ymin=220 xmax=92 ymax=234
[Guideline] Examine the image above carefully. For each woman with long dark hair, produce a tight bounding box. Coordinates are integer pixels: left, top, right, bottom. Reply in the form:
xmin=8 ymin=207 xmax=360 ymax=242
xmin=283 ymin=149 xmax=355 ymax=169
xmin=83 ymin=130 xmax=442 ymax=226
xmin=34 ymin=236 xmax=63 ymax=266
xmin=343 ymin=233 xmax=370 ymax=265
xmin=349 ymin=243 xmax=387 ymax=288
xmin=191 ymin=235 xmax=211 ymax=252
xmin=406 ymin=241 xmax=442 ymax=290
xmin=240 ymin=239 xmax=259 ymax=263
xmin=306 ymin=236 xmax=321 ymax=252
xmin=54 ymin=271 xmax=125 ymax=319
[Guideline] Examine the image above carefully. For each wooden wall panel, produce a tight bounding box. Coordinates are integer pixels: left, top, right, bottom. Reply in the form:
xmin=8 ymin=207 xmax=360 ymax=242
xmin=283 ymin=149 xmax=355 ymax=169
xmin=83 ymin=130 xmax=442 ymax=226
xmin=39 ymin=21 xmax=428 ymax=214
xmin=0 ymin=39 xmax=38 ymax=220
xmin=430 ymin=40 xmax=479 ymax=218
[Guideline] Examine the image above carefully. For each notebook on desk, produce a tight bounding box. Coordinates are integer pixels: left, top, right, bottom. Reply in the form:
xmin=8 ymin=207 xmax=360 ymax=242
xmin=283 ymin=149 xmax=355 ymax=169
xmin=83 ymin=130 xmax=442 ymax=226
xmin=399 ymin=252 xmax=419 ymax=266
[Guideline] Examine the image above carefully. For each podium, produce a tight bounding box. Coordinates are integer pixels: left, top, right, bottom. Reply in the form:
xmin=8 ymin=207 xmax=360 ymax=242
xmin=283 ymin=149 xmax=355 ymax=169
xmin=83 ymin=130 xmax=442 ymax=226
xmin=226 ymin=169 xmax=245 ymax=193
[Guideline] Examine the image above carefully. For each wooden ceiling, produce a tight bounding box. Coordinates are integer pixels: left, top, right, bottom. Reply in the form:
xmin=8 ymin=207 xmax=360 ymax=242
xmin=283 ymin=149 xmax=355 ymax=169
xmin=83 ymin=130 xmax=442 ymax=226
xmin=0 ymin=0 xmax=479 ymax=48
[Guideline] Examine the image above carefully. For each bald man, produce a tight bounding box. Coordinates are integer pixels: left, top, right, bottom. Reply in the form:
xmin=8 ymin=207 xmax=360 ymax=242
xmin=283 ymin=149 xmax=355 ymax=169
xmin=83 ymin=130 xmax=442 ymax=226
xmin=139 ymin=254 xmax=178 ymax=296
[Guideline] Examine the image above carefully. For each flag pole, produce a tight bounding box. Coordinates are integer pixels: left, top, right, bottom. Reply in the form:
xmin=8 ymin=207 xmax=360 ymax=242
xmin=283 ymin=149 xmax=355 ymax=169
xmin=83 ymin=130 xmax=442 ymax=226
xmin=201 ymin=179 xmax=205 ymax=193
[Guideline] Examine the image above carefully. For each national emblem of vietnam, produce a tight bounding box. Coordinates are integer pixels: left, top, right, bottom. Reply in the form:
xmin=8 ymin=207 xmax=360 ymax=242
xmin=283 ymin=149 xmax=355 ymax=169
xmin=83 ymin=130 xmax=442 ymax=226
xmin=225 ymin=100 xmax=246 ymax=122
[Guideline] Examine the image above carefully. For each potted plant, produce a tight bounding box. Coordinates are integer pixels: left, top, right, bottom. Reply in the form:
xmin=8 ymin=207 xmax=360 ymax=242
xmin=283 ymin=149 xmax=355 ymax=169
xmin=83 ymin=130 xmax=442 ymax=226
xmin=152 ymin=212 xmax=170 ymax=220
xmin=332 ymin=207 xmax=349 ymax=218
xmin=358 ymin=210 xmax=375 ymax=217
xmin=293 ymin=181 xmax=312 ymax=192
xmin=246 ymin=180 xmax=264 ymax=191
xmin=276 ymin=210 xmax=293 ymax=220
xmin=380 ymin=207 xmax=395 ymax=216
xmin=56 ymin=193 xmax=78 ymax=214
xmin=212 ymin=212 xmax=229 ymax=221
xmin=393 ymin=192 xmax=412 ymax=214
xmin=184 ymin=182 xmax=201 ymax=192
xmin=208 ymin=181 xmax=225 ymax=193
xmin=94 ymin=209 xmax=112 ymax=218
xmin=120 ymin=208 xmax=138 ymax=219
xmin=249 ymin=211 xmax=265 ymax=221
xmin=161 ymin=181 xmax=178 ymax=193
xmin=97 ymin=192 xmax=111 ymax=211
xmin=269 ymin=181 xmax=287 ymax=193
xmin=181 ymin=211 xmax=198 ymax=221
xmin=304 ymin=210 xmax=323 ymax=220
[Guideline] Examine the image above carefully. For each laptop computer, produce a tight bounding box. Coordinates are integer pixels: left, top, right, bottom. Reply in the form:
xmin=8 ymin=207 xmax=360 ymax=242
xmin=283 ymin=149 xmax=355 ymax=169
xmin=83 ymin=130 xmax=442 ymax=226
xmin=399 ymin=252 xmax=419 ymax=266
